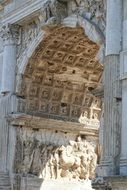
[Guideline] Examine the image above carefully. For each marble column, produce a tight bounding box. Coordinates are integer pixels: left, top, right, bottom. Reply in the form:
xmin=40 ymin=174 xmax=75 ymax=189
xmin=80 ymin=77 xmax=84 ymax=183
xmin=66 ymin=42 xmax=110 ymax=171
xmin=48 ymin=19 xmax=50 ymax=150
xmin=106 ymin=0 xmax=122 ymax=55
xmin=0 ymin=24 xmax=19 ymax=173
xmin=0 ymin=24 xmax=19 ymax=94
xmin=98 ymin=0 xmax=122 ymax=176
xmin=120 ymin=0 xmax=127 ymax=175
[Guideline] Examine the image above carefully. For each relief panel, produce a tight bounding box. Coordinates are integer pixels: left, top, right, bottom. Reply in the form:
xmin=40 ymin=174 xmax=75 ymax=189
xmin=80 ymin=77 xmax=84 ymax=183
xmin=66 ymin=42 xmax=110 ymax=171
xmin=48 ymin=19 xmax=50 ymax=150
xmin=14 ymin=129 xmax=98 ymax=181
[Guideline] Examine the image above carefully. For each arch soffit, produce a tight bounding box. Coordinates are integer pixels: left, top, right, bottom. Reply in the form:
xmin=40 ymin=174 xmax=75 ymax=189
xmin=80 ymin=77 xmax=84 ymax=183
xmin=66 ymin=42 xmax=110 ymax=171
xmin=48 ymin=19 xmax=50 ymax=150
xmin=17 ymin=14 xmax=105 ymax=76
xmin=16 ymin=25 xmax=103 ymax=126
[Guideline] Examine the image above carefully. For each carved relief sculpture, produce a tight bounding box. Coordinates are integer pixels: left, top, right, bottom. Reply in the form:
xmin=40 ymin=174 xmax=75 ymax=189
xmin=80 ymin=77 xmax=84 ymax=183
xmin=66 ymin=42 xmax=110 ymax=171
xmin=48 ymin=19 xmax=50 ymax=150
xmin=15 ymin=132 xmax=97 ymax=181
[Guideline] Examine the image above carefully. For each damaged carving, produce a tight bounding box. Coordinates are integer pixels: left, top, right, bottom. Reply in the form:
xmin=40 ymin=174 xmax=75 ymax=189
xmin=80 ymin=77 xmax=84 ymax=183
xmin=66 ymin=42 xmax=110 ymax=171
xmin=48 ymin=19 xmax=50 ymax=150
xmin=14 ymin=133 xmax=97 ymax=180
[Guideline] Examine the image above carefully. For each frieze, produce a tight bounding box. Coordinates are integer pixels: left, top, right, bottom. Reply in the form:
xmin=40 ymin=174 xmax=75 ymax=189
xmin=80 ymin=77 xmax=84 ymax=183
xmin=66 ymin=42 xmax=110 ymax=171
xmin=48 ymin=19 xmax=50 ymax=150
xmin=14 ymin=129 xmax=98 ymax=180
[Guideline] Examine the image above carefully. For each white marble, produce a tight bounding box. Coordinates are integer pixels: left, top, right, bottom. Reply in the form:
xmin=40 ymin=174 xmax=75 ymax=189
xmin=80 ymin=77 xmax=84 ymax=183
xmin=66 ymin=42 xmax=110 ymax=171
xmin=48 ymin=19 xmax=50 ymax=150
xmin=106 ymin=0 xmax=122 ymax=55
xmin=120 ymin=0 xmax=127 ymax=175
xmin=21 ymin=178 xmax=94 ymax=190
xmin=0 ymin=95 xmax=18 ymax=172
xmin=0 ymin=0 xmax=126 ymax=189
xmin=98 ymin=55 xmax=121 ymax=176
xmin=123 ymin=20 xmax=127 ymax=50
xmin=1 ymin=24 xmax=19 ymax=94
xmin=2 ymin=0 xmax=48 ymax=24
xmin=120 ymin=79 xmax=127 ymax=175
xmin=0 ymin=53 xmax=3 ymax=92
xmin=40 ymin=180 xmax=94 ymax=190
xmin=1 ymin=43 xmax=16 ymax=93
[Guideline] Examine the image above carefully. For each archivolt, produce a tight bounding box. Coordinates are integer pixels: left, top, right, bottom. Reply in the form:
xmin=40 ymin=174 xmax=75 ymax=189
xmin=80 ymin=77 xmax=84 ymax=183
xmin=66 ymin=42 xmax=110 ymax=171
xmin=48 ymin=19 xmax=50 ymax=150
xmin=17 ymin=26 xmax=103 ymax=127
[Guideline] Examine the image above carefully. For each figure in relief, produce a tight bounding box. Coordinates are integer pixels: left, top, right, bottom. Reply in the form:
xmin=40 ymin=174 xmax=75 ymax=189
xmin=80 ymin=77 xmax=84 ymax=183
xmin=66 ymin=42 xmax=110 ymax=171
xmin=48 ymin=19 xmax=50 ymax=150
xmin=17 ymin=135 xmax=97 ymax=180
xmin=78 ymin=110 xmax=89 ymax=125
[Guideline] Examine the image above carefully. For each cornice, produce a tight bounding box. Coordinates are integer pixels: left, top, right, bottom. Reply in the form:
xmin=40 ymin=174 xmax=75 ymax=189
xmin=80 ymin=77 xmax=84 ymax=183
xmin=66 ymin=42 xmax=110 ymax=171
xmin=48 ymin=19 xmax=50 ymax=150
xmin=0 ymin=0 xmax=11 ymax=11
xmin=7 ymin=113 xmax=99 ymax=135
xmin=2 ymin=0 xmax=48 ymax=25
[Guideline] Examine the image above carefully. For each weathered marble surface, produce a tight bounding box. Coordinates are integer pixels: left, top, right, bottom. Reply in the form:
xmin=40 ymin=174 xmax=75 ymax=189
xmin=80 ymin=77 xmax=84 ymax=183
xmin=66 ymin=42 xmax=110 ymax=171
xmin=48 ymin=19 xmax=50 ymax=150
xmin=1 ymin=0 xmax=125 ymax=190
xmin=106 ymin=0 xmax=122 ymax=55
xmin=93 ymin=176 xmax=127 ymax=190
xmin=120 ymin=0 xmax=127 ymax=175
xmin=16 ymin=26 xmax=102 ymax=125
xmin=40 ymin=179 xmax=94 ymax=190
xmin=17 ymin=177 xmax=95 ymax=190
xmin=13 ymin=128 xmax=98 ymax=180
xmin=0 ymin=24 xmax=19 ymax=93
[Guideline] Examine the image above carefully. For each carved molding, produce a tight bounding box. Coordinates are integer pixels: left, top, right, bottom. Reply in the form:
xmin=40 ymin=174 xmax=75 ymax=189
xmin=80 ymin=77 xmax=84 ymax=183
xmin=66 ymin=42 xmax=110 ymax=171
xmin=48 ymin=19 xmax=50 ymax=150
xmin=7 ymin=113 xmax=99 ymax=134
xmin=0 ymin=0 xmax=11 ymax=10
xmin=17 ymin=20 xmax=41 ymax=60
xmin=0 ymin=24 xmax=20 ymax=45
xmin=16 ymin=0 xmax=105 ymax=70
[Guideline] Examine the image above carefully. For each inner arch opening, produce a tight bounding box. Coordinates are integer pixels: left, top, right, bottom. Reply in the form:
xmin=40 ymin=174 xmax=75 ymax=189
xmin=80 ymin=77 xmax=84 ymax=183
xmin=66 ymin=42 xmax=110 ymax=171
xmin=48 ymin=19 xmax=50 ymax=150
xmin=19 ymin=26 xmax=103 ymax=128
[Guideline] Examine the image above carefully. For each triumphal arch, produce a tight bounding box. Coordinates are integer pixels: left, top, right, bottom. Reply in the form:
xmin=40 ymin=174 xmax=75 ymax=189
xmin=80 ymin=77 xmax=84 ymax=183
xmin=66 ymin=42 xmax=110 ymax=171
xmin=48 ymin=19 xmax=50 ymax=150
xmin=0 ymin=0 xmax=127 ymax=190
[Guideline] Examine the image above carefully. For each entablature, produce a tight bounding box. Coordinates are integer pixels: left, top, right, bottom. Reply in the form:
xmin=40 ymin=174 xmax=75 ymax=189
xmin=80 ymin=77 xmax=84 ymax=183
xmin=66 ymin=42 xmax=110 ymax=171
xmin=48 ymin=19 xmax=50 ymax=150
xmin=0 ymin=0 xmax=11 ymax=11
xmin=7 ymin=113 xmax=99 ymax=136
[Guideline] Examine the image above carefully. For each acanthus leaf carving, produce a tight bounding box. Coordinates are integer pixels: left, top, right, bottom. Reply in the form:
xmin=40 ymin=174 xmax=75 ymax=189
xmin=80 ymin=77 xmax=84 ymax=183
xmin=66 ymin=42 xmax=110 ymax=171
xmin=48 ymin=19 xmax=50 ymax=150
xmin=0 ymin=24 xmax=20 ymax=45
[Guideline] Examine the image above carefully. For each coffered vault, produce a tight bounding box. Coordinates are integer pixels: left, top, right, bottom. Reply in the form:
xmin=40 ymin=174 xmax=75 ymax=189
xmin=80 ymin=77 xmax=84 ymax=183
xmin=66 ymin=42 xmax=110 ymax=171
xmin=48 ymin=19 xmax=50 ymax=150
xmin=18 ymin=26 xmax=103 ymax=127
xmin=1 ymin=0 xmax=126 ymax=189
xmin=0 ymin=3 xmax=105 ymax=185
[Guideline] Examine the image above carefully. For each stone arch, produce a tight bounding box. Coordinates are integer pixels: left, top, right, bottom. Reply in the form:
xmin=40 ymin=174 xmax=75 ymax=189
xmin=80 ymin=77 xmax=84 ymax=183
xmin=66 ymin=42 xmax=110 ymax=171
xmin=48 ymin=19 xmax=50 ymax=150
xmin=16 ymin=14 xmax=105 ymax=95
xmin=17 ymin=25 xmax=103 ymax=127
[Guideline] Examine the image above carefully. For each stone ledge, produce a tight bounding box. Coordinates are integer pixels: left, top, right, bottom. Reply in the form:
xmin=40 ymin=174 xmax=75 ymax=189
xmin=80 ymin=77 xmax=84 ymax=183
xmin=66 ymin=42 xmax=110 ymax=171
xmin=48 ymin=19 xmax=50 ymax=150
xmin=2 ymin=0 xmax=47 ymax=24
xmin=7 ymin=113 xmax=98 ymax=135
xmin=104 ymin=176 xmax=127 ymax=190
xmin=93 ymin=176 xmax=127 ymax=190
xmin=18 ymin=176 xmax=94 ymax=190
xmin=104 ymin=175 xmax=127 ymax=184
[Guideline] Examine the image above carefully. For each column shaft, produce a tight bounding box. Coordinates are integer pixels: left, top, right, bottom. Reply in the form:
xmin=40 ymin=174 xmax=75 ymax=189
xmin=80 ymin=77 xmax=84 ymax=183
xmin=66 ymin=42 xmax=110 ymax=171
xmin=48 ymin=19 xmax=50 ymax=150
xmin=0 ymin=95 xmax=18 ymax=172
xmin=1 ymin=44 xmax=17 ymax=93
xmin=120 ymin=0 xmax=127 ymax=175
xmin=0 ymin=24 xmax=19 ymax=94
xmin=98 ymin=0 xmax=122 ymax=176
xmin=0 ymin=24 xmax=19 ymax=173
xmin=103 ymin=55 xmax=121 ymax=174
xmin=106 ymin=0 xmax=122 ymax=55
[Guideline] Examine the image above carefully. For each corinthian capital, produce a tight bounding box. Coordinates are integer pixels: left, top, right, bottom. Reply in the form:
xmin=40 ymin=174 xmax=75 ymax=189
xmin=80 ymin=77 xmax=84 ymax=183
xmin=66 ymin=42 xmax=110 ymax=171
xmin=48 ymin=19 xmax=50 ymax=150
xmin=0 ymin=24 xmax=20 ymax=45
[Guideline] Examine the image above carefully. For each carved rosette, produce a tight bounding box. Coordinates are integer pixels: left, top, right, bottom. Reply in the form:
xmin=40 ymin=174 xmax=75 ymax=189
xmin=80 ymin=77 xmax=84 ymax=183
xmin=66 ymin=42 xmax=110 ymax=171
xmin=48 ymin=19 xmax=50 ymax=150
xmin=0 ymin=24 xmax=20 ymax=45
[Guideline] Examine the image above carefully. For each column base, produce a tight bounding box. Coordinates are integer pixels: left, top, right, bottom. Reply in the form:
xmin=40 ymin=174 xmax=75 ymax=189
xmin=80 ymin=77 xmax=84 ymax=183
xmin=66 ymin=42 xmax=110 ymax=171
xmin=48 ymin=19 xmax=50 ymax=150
xmin=120 ymin=157 xmax=127 ymax=175
xmin=96 ymin=157 xmax=114 ymax=177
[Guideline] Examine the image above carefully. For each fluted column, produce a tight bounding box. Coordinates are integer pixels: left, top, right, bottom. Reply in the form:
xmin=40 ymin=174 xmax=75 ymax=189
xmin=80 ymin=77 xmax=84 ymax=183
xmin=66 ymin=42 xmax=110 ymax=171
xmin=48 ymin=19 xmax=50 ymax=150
xmin=0 ymin=24 xmax=19 ymax=94
xmin=106 ymin=0 xmax=122 ymax=55
xmin=120 ymin=0 xmax=127 ymax=175
xmin=0 ymin=24 xmax=19 ymax=173
xmin=101 ymin=55 xmax=121 ymax=175
xmin=97 ymin=0 xmax=122 ymax=176
xmin=0 ymin=95 xmax=18 ymax=172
